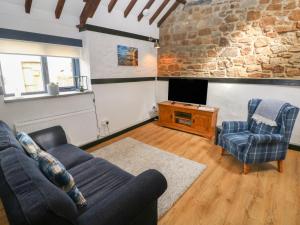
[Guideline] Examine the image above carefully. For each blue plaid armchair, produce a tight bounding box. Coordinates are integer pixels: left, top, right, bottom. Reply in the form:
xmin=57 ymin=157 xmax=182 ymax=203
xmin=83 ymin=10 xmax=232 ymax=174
xmin=218 ymin=99 xmax=299 ymax=174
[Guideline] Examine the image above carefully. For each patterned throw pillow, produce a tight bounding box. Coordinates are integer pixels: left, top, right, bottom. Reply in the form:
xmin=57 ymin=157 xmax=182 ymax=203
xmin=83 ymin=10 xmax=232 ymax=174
xmin=17 ymin=132 xmax=87 ymax=208
xmin=38 ymin=151 xmax=87 ymax=208
xmin=16 ymin=132 xmax=41 ymax=160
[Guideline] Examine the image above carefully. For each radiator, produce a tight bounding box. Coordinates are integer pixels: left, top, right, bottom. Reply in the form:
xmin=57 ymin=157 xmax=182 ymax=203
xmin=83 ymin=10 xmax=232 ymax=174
xmin=15 ymin=109 xmax=98 ymax=146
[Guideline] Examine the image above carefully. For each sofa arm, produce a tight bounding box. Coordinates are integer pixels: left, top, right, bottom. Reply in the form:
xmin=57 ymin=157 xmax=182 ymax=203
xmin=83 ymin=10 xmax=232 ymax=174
xmin=78 ymin=169 xmax=167 ymax=225
xmin=29 ymin=126 xmax=68 ymax=151
xmin=221 ymin=121 xmax=248 ymax=134
xmin=248 ymin=134 xmax=285 ymax=144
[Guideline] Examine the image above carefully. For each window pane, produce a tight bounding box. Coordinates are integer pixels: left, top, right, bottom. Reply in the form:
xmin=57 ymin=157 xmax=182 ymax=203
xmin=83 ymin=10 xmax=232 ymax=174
xmin=0 ymin=54 xmax=44 ymax=95
xmin=47 ymin=57 xmax=74 ymax=88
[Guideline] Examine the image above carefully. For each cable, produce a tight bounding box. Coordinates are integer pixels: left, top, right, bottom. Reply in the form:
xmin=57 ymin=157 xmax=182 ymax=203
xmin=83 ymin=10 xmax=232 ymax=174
xmin=91 ymin=91 xmax=102 ymax=139
xmin=106 ymin=123 xmax=110 ymax=135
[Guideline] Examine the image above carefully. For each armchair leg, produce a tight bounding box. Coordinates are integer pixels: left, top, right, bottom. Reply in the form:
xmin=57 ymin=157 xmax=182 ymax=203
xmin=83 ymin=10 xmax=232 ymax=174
xmin=243 ymin=164 xmax=251 ymax=174
xmin=278 ymin=160 xmax=283 ymax=173
xmin=221 ymin=148 xmax=225 ymax=155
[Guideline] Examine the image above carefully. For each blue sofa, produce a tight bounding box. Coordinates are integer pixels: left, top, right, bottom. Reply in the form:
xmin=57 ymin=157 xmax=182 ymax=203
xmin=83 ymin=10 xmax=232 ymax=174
xmin=0 ymin=121 xmax=167 ymax=225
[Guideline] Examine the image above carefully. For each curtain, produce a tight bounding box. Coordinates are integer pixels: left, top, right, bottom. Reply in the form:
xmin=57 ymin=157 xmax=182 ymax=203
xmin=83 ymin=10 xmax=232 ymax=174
xmin=0 ymin=39 xmax=81 ymax=58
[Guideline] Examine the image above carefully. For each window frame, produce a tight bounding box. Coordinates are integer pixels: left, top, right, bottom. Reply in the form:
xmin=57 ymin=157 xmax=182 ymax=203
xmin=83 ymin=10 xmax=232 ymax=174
xmin=0 ymin=53 xmax=80 ymax=97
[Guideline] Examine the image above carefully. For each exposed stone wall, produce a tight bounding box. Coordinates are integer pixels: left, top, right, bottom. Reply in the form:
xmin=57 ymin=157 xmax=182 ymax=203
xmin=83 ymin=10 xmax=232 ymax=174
xmin=158 ymin=0 xmax=300 ymax=78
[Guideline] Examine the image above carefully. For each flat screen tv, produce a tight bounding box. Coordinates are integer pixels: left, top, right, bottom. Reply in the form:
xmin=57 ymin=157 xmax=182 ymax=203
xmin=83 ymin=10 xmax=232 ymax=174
xmin=168 ymin=78 xmax=208 ymax=105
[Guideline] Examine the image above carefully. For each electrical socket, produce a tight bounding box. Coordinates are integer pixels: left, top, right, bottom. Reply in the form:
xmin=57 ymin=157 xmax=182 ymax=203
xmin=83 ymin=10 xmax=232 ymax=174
xmin=101 ymin=120 xmax=109 ymax=126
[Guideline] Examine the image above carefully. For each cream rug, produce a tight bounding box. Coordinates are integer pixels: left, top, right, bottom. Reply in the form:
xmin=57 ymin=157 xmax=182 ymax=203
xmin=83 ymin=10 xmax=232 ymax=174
xmin=92 ymin=137 xmax=206 ymax=218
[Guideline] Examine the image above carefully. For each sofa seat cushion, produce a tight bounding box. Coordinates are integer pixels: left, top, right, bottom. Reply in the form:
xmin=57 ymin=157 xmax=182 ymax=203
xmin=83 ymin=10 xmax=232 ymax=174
xmin=0 ymin=121 xmax=23 ymax=152
xmin=0 ymin=148 xmax=78 ymax=225
xmin=69 ymin=158 xmax=133 ymax=211
xmin=48 ymin=144 xmax=93 ymax=170
xmin=222 ymin=131 xmax=251 ymax=159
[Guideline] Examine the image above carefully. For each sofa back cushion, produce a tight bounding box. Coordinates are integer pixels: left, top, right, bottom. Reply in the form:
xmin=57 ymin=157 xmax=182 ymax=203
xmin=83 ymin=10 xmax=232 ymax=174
xmin=0 ymin=148 xmax=78 ymax=225
xmin=0 ymin=121 xmax=23 ymax=152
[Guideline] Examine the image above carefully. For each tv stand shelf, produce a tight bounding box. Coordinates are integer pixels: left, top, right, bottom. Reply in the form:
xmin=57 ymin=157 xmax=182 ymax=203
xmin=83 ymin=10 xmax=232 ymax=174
xmin=158 ymin=101 xmax=219 ymax=141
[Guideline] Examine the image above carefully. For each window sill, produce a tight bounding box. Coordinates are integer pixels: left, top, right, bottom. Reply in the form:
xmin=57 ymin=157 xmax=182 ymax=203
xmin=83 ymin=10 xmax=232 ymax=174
xmin=3 ymin=91 xmax=93 ymax=103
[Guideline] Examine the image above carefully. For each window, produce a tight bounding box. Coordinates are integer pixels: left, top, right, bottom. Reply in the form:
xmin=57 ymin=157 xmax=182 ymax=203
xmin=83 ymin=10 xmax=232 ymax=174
xmin=0 ymin=54 xmax=44 ymax=95
xmin=22 ymin=60 xmax=44 ymax=93
xmin=0 ymin=54 xmax=80 ymax=97
xmin=47 ymin=57 xmax=75 ymax=88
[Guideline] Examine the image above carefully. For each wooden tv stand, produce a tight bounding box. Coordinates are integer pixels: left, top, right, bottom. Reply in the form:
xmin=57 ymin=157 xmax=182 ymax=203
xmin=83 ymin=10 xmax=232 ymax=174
xmin=158 ymin=101 xmax=219 ymax=141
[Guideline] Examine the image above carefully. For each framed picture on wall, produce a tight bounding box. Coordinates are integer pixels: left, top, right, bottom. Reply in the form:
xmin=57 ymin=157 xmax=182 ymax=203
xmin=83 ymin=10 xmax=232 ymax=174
xmin=117 ymin=45 xmax=138 ymax=66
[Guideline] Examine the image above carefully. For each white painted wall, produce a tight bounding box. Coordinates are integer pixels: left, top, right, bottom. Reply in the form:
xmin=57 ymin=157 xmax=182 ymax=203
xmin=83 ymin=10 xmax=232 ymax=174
xmin=83 ymin=31 xmax=157 ymax=135
xmin=156 ymin=80 xmax=300 ymax=145
xmin=93 ymin=82 xmax=156 ymax=136
xmin=85 ymin=31 xmax=157 ymax=78
xmin=155 ymin=80 xmax=168 ymax=103
xmin=0 ymin=1 xmax=159 ymax=146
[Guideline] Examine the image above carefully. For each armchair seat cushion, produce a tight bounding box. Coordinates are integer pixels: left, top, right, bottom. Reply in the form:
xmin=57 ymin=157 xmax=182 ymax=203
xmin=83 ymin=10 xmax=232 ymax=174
xmin=222 ymin=121 xmax=248 ymax=134
xmin=48 ymin=144 xmax=93 ymax=170
xmin=222 ymin=131 xmax=251 ymax=159
xmin=69 ymin=158 xmax=133 ymax=212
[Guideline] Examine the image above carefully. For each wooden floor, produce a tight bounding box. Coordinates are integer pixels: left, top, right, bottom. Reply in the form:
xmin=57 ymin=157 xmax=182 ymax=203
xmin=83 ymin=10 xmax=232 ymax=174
xmin=1 ymin=122 xmax=300 ymax=225
xmin=90 ymin=122 xmax=300 ymax=225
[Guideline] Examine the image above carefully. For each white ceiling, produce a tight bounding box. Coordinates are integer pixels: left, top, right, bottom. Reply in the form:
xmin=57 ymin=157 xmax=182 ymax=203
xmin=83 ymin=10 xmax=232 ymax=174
xmin=3 ymin=0 xmax=178 ymax=23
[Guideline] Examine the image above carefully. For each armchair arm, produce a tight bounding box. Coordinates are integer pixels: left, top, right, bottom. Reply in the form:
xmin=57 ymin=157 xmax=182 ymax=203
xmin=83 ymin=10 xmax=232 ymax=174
xmin=221 ymin=121 xmax=248 ymax=134
xmin=78 ymin=169 xmax=167 ymax=225
xmin=248 ymin=134 xmax=285 ymax=144
xmin=244 ymin=133 xmax=287 ymax=164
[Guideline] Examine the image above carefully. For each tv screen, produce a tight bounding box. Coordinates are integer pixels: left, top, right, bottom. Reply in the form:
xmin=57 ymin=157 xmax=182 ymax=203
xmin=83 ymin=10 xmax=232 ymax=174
xmin=168 ymin=78 xmax=208 ymax=105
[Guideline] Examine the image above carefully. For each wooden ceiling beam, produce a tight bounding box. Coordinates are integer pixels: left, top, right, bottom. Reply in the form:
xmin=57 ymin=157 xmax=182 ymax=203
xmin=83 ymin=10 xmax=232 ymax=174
xmin=79 ymin=0 xmax=101 ymax=27
xmin=55 ymin=0 xmax=65 ymax=19
xmin=138 ymin=0 xmax=155 ymax=22
xmin=79 ymin=3 xmax=90 ymax=26
xmin=108 ymin=0 xmax=118 ymax=13
xmin=124 ymin=0 xmax=137 ymax=18
xmin=149 ymin=0 xmax=169 ymax=25
xmin=89 ymin=0 xmax=101 ymax=17
xmin=82 ymin=0 xmax=99 ymax=18
xmin=25 ymin=0 xmax=32 ymax=14
xmin=157 ymin=0 xmax=186 ymax=27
